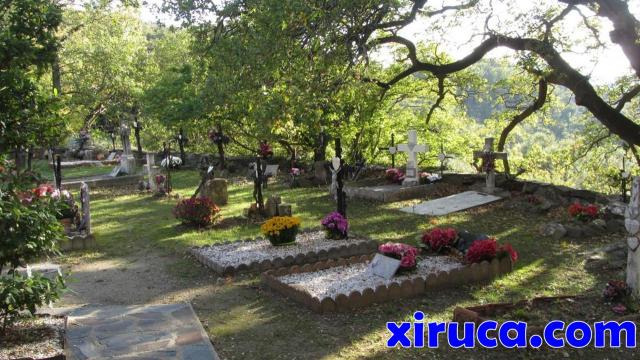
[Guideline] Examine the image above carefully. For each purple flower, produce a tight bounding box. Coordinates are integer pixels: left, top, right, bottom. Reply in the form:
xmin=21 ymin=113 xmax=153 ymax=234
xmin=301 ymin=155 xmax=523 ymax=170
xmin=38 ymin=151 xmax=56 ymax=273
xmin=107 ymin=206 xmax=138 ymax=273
xmin=321 ymin=211 xmax=348 ymax=234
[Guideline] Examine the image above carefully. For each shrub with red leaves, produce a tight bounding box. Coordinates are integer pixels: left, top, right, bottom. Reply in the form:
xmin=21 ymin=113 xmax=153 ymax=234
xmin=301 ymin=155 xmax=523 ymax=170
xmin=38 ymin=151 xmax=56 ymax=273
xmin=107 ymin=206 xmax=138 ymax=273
xmin=568 ymin=203 xmax=600 ymax=222
xmin=421 ymin=227 xmax=457 ymax=252
xmin=173 ymin=197 xmax=221 ymax=226
xmin=385 ymin=168 xmax=405 ymax=184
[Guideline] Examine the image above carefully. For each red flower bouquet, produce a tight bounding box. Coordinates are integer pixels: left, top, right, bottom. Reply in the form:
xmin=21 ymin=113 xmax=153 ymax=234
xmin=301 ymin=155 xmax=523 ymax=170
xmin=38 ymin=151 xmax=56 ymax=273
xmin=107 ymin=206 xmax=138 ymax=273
xmin=465 ymin=238 xmax=518 ymax=264
xmin=568 ymin=203 xmax=600 ymax=222
xmin=173 ymin=197 xmax=221 ymax=227
xmin=378 ymin=242 xmax=419 ymax=273
xmin=385 ymin=168 xmax=405 ymax=184
xmin=421 ymin=227 xmax=457 ymax=253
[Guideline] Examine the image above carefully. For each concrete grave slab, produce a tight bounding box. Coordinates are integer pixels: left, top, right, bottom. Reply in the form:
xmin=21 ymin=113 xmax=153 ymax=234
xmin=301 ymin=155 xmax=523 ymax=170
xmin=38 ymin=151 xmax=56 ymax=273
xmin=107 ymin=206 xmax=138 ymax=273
xmin=400 ymin=191 xmax=502 ymax=216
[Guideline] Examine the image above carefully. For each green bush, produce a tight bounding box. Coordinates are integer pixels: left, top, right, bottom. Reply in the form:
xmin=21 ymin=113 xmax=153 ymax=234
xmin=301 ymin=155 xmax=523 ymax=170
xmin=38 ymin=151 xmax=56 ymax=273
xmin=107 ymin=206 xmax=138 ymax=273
xmin=0 ymin=162 xmax=66 ymax=332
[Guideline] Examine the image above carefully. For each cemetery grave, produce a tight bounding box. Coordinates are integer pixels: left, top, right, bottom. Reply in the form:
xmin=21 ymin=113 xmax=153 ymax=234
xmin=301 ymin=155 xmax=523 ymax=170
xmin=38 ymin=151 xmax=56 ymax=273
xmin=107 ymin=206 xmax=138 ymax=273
xmin=190 ymin=230 xmax=378 ymax=276
xmin=263 ymin=254 xmax=513 ymax=313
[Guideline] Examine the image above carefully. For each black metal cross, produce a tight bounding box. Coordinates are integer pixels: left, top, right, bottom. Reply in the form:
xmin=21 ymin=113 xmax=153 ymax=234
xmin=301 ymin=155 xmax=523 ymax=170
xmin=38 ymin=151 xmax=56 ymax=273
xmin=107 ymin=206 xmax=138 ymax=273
xmin=176 ymin=127 xmax=188 ymax=163
xmin=379 ymin=133 xmax=396 ymax=168
xmin=132 ymin=118 xmax=143 ymax=157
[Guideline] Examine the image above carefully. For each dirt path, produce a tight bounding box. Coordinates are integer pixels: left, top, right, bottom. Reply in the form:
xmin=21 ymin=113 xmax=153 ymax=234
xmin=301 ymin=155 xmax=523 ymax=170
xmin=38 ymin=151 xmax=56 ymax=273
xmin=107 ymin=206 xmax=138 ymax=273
xmin=58 ymin=251 xmax=217 ymax=306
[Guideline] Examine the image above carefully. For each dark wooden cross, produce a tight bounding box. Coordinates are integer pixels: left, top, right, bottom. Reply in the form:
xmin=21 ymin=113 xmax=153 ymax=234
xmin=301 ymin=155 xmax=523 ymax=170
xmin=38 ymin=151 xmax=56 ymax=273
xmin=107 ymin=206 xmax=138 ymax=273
xmin=109 ymin=130 xmax=116 ymax=151
xmin=176 ymin=127 xmax=188 ymax=163
xmin=333 ymin=138 xmax=347 ymax=218
xmin=53 ymin=154 xmax=62 ymax=189
xmin=163 ymin=142 xmax=172 ymax=194
xmin=379 ymin=133 xmax=397 ymax=168
xmin=253 ymin=158 xmax=265 ymax=214
xmin=211 ymin=123 xmax=229 ymax=170
xmin=132 ymin=118 xmax=143 ymax=157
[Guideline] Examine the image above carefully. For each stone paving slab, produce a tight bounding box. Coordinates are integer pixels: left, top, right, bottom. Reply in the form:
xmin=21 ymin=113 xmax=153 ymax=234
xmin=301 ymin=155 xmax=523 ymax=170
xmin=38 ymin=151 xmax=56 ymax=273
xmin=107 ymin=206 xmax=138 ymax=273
xmin=399 ymin=191 xmax=502 ymax=216
xmin=64 ymin=303 xmax=219 ymax=359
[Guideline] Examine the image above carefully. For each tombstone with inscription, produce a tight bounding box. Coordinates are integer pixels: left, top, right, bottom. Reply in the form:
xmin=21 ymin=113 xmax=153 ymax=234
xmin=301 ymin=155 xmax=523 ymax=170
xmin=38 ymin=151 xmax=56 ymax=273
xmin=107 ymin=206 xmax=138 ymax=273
xmin=397 ymin=130 xmax=428 ymax=186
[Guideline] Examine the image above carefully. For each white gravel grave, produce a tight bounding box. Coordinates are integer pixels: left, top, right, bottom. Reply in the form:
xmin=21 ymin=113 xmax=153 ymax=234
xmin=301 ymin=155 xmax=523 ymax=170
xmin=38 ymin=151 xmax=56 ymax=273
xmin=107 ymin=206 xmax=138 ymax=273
xmin=278 ymin=256 xmax=464 ymax=300
xmin=193 ymin=230 xmax=370 ymax=269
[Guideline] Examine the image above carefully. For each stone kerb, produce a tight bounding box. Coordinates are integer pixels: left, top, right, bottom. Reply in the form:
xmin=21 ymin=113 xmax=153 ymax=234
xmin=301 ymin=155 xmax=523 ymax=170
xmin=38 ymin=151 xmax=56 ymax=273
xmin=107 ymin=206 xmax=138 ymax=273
xmin=262 ymin=255 xmax=514 ymax=314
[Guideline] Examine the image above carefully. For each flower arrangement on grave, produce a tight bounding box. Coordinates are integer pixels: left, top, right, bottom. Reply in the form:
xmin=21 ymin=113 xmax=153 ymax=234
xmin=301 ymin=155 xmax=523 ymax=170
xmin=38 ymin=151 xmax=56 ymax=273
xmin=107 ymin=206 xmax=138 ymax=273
xmin=478 ymin=152 xmax=496 ymax=173
xmin=161 ymin=156 xmax=182 ymax=168
xmin=260 ymin=216 xmax=301 ymax=246
xmin=603 ymin=280 xmax=630 ymax=303
xmin=321 ymin=211 xmax=348 ymax=240
xmin=288 ymin=167 xmax=303 ymax=188
xmin=258 ymin=141 xmax=273 ymax=159
xmin=155 ymin=174 xmax=166 ymax=189
xmin=378 ymin=242 xmax=419 ymax=273
xmin=173 ymin=197 xmax=221 ymax=227
xmin=419 ymin=172 xmax=441 ymax=185
xmin=464 ymin=238 xmax=518 ymax=264
xmin=421 ymin=227 xmax=457 ymax=253
xmin=31 ymin=185 xmax=79 ymax=222
xmin=568 ymin=202 xmax=600 ymax=222
xmin=208 ymin=130 xmax=230 ymax=145
xmin=385 ymin=168 xmax=404 ymax=184
xmin=526 ymin=195 xmax=542 ymax=205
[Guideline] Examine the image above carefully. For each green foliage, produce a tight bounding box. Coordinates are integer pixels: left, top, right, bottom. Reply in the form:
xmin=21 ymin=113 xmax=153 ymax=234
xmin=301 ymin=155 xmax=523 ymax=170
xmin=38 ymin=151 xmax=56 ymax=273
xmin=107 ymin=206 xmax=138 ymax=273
xmin=0 ymin=161 xmax=66 ymax=331
xmin=0 ymin=0 xmax=64 ymax=154
xmin=0 ymin=273 xmax=65 ymax=331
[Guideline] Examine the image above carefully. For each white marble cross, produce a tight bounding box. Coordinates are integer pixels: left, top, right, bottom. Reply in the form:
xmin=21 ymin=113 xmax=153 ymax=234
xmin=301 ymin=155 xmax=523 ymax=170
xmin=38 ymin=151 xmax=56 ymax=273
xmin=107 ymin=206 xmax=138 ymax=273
xmin=626 ymin=177 xmax=640 ymax=296
xmin=397 ymin=130 xmax=428 ymax=186
xmin=473 ymin=138 xmax=507 ymax=194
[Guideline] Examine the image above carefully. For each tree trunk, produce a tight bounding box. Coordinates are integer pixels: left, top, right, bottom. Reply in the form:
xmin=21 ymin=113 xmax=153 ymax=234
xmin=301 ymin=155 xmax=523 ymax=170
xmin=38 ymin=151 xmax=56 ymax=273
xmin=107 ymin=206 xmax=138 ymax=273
xmin=497 ymin=79 xmax=548 ymax=174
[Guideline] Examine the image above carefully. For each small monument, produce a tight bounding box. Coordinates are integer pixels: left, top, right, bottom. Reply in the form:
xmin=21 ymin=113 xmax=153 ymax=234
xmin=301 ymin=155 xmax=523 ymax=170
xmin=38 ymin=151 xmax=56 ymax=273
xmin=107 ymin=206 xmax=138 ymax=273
xmin=626 ymin=177 xmax=640 ymax=296
xmin=145 ymin=153 xmax=158 ymax=192
xmin=397 ymin=130 xmax=428 ymax=186
xmin=119 ymin=123 xmax=135 ymax=175
xmin=473 ymin=137 xmax=507 ymax=194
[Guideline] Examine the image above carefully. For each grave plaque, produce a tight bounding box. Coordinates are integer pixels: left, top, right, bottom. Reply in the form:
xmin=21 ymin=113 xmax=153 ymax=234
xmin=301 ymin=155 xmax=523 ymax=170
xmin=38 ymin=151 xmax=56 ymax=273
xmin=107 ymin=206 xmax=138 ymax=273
xmin=368 ymin=254 xmax=401 ymax=280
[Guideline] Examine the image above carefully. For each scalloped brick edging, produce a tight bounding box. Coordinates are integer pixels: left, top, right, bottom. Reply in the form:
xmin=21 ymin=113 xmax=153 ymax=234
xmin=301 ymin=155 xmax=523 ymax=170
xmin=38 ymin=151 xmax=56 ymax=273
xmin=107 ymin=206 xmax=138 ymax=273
xmin=262 ymin=255 xmax=514 ymax=313
xmin=188 ymin=228 xmax=378 ymax=276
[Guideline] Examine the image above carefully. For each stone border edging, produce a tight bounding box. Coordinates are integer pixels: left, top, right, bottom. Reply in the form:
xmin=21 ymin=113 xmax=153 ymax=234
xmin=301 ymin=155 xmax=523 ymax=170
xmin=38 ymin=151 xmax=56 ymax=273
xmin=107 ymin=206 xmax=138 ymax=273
xmin=188 ymin=227 xmax=378 ymax=276
xmin=262 ymin=255 xmax=514 ymax=314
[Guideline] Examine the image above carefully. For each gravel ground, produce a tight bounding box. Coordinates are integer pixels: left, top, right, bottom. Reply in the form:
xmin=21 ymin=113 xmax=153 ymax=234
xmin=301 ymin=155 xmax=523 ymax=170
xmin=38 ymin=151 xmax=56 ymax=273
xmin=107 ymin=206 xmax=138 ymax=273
xmin=194 ymin=231 xmax=369 ymax=268
xmin=278 ymin=256 xmax=464 ymax=300
xmin=0 ymin=315 xmax=65 ymax=360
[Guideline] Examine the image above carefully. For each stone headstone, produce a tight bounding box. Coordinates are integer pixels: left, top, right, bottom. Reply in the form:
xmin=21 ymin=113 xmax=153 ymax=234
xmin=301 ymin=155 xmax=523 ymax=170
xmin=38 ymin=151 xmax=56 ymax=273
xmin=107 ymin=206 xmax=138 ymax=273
xmin=200 ymin=178 xmax=228 ymax=205
xmin=397 ymin=130 xmax=428 ymax=186
xmin=265 ymin=195 xmax=282 ymax=218
xmin=277 ymin=203 xmax=292 ymax=217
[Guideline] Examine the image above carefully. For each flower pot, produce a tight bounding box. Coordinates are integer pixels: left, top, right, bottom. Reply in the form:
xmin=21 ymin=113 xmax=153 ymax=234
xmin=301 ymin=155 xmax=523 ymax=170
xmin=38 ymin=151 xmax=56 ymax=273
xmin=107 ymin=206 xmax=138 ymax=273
xmin=268 ymin=226 xmax=299 ymax=246
xmin=325 ymin=229 xmax=347 ymax=240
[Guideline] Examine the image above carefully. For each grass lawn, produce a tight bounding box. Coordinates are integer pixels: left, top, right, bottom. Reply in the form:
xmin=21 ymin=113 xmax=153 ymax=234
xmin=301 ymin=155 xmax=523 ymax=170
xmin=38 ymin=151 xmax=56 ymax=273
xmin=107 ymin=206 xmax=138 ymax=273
xmin=57 ymin=170 xmax=638 ymax=359
xmin=32 ymin=159 xmax=114 ymax=181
